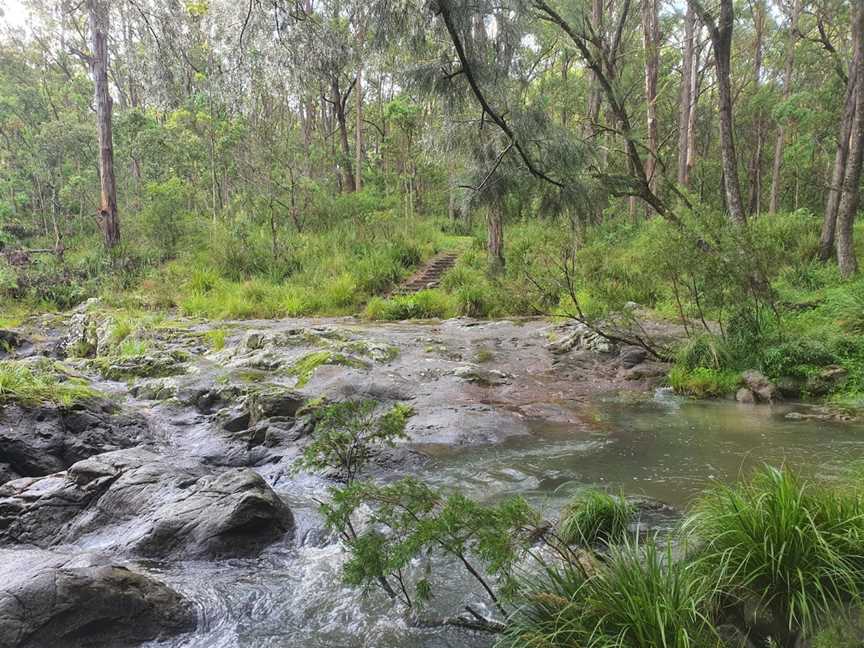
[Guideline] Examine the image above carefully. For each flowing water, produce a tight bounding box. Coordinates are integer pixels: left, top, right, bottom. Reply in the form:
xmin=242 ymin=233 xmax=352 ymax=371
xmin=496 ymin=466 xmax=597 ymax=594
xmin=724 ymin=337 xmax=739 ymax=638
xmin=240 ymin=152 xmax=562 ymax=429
xmin=146 ymin=388 xmax=864 ymax=648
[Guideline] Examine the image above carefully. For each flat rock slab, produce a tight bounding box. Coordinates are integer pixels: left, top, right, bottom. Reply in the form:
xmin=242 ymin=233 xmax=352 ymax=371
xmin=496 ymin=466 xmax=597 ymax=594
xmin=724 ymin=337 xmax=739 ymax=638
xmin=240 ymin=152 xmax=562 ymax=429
xmin=0 ymin=548 xmax=195 ymax=648
xmin=0 ymin=448 xmax=294 ymax=559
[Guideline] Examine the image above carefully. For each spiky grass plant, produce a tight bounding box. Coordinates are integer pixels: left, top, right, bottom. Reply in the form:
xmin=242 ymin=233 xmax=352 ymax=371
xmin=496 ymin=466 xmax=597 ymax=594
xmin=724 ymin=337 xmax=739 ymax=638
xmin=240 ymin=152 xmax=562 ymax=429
xmin=559 ymin=489 xmax=635 ymax=547
xmin=684 ymin=466 xmax=864 ymax=646
xmin=500 ymin=540 xmax=719 ymax=648
xmin=0 ymin=360 xmax=96 ymax=406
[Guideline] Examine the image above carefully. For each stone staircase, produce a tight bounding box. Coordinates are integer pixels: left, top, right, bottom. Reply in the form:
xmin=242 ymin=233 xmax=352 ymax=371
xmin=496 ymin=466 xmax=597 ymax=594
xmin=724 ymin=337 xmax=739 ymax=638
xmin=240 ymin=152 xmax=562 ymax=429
xmin=390 ymin=252 xmax=459 ymax=296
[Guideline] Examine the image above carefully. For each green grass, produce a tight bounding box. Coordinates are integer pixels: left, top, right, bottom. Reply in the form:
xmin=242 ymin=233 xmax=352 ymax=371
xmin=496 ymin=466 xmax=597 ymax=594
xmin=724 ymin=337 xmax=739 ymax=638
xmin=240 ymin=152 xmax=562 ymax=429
xmin=364 ymin=290 xmax=457 ymax=320
xmin=559 ymin=489 xmax=635 ymax=546
xmin=668 ymin=367 xmax=741 ymax=398
xmin=204 ymin=328 xmax=228 ymax=350
xmin=287 ymin=351 xmax=370 ymax=387
xmin=0 ymin=360 xmax=97 ymax=406
xmin=684 ymin=466 xmax=864 ymax=644
xmin=501 ymin=541 xmax=720 ymax=648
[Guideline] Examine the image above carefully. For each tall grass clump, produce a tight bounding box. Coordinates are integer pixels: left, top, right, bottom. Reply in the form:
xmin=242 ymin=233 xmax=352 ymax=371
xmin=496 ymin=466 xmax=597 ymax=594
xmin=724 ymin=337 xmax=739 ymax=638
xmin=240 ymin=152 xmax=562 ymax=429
xmin=501 ymin=541 xmax=719 ymax=648
xmin=559 ymin=489 xmax=635 ymax=546
xmin=0 ymin=360 xmax=96 ymax=406
xmin=684 ymin=466 xmax=864 ymax=646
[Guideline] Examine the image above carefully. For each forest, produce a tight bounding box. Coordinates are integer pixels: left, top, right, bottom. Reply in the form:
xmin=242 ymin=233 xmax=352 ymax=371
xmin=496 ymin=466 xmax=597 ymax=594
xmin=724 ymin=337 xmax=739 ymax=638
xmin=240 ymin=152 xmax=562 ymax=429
xmin=2 ymin=0 xmax=864 ymax=647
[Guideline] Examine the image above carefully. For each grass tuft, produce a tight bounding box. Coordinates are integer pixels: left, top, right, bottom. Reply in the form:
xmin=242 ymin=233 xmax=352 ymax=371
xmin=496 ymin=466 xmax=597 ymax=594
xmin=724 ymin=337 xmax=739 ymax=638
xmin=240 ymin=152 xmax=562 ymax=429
xmin=559 ymin=489 xmax=635 ymax=547
xmin=0 ymin=360 xmax=97 ymax=406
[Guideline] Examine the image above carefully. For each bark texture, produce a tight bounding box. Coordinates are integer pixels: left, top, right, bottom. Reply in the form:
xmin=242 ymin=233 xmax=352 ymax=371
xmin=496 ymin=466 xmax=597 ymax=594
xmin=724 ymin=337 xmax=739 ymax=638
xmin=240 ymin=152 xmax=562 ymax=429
xmin=87 ymin=0 xmax=120 ymax=247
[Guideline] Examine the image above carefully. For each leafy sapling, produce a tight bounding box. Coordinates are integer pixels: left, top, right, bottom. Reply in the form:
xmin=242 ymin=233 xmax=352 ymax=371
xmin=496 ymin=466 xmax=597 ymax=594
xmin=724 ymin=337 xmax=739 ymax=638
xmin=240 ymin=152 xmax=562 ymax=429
xmin=293 ymin=399 xmax=414 ymax=485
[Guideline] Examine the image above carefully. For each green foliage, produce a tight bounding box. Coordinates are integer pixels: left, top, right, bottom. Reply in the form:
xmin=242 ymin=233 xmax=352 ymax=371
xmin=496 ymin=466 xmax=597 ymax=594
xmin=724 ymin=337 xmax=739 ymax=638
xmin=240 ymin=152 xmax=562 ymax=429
xmin=293 ymin=399 xmax=413 ymax=483
xmin=286 ymin=351 xmax=369 ymax=387
xmin=138 ymin=178 xmax=191 ymax=259
xmin=501 ymin=541 xmax=719 ymax=648
xmin=675 ymin=334 xmax=734 ymax=371
xmin=324 ymin=477 xmax=539 ymax=609
xmin=204 ymin=328 xmax=228 ymax=350
xmin=364 ymin=289 xmax=457 ymax=320
xmin=761 ymin=338 xmax=840 ymax=381
xmin=668 ymin=367 xmax=741 ymax=398
xmin=559 ymin=489 xmax=634 ymax=547
xmin=685 ymin=466 xmax=864 ymax=644
xmin=0 ymin=360 xmax=96 ymax=406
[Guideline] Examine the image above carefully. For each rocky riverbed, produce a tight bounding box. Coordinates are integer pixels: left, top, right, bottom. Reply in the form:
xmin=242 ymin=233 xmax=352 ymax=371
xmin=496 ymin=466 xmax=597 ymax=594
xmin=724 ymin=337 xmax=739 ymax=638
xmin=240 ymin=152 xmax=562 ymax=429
xmin=2 ymin=303 xmax=863 ymax=647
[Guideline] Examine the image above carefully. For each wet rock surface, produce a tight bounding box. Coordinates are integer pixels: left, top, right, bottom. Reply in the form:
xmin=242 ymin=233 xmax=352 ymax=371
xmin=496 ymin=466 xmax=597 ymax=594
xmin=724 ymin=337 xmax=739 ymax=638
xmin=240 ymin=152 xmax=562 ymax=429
xmin=0 ymin=399 xmax=149 ymax=483
xmin=0 ymin=549 xmax=196 ymax=648
xmin=0 ymin=312 xmax=691 ymax=647
xmin=0 ymin=448 xmax=293 ymax=559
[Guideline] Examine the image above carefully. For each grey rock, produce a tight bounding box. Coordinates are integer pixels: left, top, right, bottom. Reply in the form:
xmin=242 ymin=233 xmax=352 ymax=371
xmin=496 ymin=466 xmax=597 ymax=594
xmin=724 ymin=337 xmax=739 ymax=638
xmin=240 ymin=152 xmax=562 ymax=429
xmin=741 ymin=370 xmax=777 ymax=402
xmin=736 ymin=387 xmax=756 ymax=404
xmin=0 ymin=400 xmax=149 ymax=483
xmin=249 ymin=388 xmax=306 ymax=423
xmin=620 ymin=362 xmax=668 ymax=381
xmin=0 ymin=549 xmax=195 ymax=648
xmin=0 ymin=448 xmax=294 ymax=559
xmin=0 ymin=330 xmax=26 ymax=358
xmin=619 ymin=346 xmax=648 ymax=369
xmin=454 ymin=365 xmax=511 ymax=386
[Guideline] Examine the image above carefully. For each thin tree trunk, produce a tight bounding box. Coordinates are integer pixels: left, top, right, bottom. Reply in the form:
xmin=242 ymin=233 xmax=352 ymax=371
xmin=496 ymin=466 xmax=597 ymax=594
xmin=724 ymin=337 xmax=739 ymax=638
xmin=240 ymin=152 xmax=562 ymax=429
xmin=586 ymin=0 xmax=604 ymax=135
xmin=769 ymin=0 xmax=802 ymax=214
xmin=487 ymin=200 xmax=504 ymax=274
xmin=332 ymin=79 xmax=356 ymax=193
xmin=837 ymin=7 xmax=864 ymax=278
xmin=87 ymin=0 xmax=120 ymax=247
xmin=641 ymin=0 xmax=660 ymax=198
xmin=821 ymin=59 xmax=860 ymax=261
xmin=355 ymin=64 xmax=363 ymax=192
xmin=690 ymin=0 xmax=746 ymax=225
xmin=677 ymin=4 xmax=696 ymax=186
xmin=747 ymin=1 xmax=766 ymax=215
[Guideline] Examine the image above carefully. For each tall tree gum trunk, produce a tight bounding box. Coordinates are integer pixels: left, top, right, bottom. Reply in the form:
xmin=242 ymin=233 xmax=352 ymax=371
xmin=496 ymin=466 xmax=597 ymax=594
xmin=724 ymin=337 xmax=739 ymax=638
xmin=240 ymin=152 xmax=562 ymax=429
xmin=87 ymin=0 xmax=120 ymax=247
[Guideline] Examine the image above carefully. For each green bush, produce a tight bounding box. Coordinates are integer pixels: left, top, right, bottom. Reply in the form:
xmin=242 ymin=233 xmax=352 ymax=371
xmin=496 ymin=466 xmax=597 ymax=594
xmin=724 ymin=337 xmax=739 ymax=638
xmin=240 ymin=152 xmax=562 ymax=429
xmin=502 ymin=541 xmax=719 ymax=648
xmin=761 ymin=338 xmax=839 ymax=380
xmin=364 ymin=290 xmax=456 ymax=320
xmin=668 ymin=367 xmax=740 ymax=397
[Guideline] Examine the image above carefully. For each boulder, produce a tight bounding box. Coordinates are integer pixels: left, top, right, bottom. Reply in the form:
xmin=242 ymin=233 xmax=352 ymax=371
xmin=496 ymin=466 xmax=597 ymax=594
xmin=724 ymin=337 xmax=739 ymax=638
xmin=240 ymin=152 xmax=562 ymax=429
xmin=618 ymin=346 xmax=648 ymax=369
xmin=0 ymin=330 xmax=26 ymax=357
xmin=248 ymin=388 xmax=306 ymax=423
xmin=0 ymin=549 xmax=195 ymax=648
xmin=741 ymin=370 xmax=777 ymax=403
xmin=735 ymin=388 xmax=756 ymax=404
xmin=0 ymin=399 xmax=149 ymax=483
xmin=0 ymin=448 xmax=294 ymax=559
xmin=620 ymin=362 xmax=667 ymax=381
xmin=777 ymin=366 xmax=848 ymax=398
xmin=59 ymin=300 xmax=101 ymax=358
xmin=92 ymin=351 xmax=188 ymax=381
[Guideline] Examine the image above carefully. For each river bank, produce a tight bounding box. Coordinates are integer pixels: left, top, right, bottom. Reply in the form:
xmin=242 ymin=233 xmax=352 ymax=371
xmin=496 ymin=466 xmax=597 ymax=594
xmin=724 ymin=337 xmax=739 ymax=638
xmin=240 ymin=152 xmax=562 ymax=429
xmin=2 ymin=304 xmax=864 ymax=647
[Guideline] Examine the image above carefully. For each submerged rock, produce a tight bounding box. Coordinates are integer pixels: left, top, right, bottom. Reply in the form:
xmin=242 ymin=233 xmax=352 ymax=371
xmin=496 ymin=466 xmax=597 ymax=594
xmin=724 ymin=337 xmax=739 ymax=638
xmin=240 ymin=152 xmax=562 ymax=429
xmin=0 ymin=399 xmax=149 ymax=483
xmin=0 ymin=448 xmax=294 ymax=559
xmin=0 ymin=549 xmax=195 ymax=648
